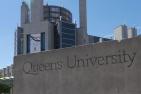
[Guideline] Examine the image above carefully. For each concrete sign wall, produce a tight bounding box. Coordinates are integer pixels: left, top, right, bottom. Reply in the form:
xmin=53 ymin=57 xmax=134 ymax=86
xmin=14 ymin=37 xmax=141 ymax=94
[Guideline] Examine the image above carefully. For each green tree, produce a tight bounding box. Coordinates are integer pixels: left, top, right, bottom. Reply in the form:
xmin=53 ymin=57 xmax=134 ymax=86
xmin=0 ymin=74 xmax=2 ymax=78
xmin=0 ymin=83 xmax=11 ymax=94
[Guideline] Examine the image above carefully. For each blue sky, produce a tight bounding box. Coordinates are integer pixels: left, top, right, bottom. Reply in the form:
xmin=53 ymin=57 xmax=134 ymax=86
xmin=0 ymin=0 xmax=141 ymax=68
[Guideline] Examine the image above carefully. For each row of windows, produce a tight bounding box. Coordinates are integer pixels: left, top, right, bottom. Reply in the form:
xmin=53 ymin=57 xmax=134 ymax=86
xmin=49 ymin=13 xmax=72 ymax=19
xmin=44 ymin=6 xmax=72 ymax=18
xmin=44 ymin=14 xmax=72 ymax=22
xmin=49 ymin=6 xmax=72 ymax=15
xmin=62 ymin=28 xmax=76 ymax=35
xmin=62 ymin=32 xmax=75 ymax=39
xmin=62 ymin=43 xmax=74 ymax=48
xmin=62 ymin=38 xmax=75 ymax=46
xmin=43 ymin=6 xmax=72 ymax=22
xmin=60 ymin=22 xmax=76 ymax=48
xmin=46 ymin=10 xmax=72 ymax=18
xmin=62 ymin=22 xmax=76 ymax=29
xmin=50 ymin=7 xmax=60 ymax=12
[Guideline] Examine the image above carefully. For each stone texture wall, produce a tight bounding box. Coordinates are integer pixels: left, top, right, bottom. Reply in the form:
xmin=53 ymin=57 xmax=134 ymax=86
xmin=14 ymin=37 xmax=141 ymax=94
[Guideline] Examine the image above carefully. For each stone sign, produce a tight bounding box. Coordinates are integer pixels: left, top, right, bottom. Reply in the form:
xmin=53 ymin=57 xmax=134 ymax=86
xmin=14 ymin=37 xmax=141 ymax=94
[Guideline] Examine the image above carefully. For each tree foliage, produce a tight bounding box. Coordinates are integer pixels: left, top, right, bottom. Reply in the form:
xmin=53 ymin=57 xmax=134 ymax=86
xmin=0 ymin=82 xmax=11 ymax=93
xmin=0 ymin=74 xmax=2 ymax=78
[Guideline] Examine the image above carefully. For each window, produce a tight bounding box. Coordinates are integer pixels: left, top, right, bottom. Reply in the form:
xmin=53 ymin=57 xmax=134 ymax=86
xmin=62 ymin=38 xmax=75 ymax=45
xmin=62 ymin=33 xmax=75 ymax=39
xmin=41 ymin=32 xmax=45 ymax=51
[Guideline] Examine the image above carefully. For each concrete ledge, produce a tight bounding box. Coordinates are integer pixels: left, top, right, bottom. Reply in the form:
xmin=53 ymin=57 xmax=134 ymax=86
xmin=14 ymin=37 xmax=141 ymax=94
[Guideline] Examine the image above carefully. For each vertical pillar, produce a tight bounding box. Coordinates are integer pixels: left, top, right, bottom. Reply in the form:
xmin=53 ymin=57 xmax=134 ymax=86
xmin=79 ymin=0 xmax=88 ymax=44
xmin=31 ymin=0 xmax=43 ymax=23
xmin=21 ymin=2 xmax=29 ymax=27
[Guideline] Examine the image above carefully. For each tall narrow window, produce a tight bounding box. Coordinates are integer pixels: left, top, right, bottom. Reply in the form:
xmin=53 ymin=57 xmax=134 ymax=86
xmin=41 ymin=32 xmax=45 ymax=51
xmin=26 ymin=34 xmax=30 ymax=53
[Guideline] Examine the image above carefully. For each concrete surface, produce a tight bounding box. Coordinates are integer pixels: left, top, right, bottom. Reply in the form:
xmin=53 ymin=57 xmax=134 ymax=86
xmin=14 ymin=37 xmax=141 ymax=94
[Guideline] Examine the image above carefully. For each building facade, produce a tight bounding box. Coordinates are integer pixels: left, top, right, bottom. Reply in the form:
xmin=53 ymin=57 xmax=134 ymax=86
xmin=14 ymin=0 xmax=77 ymax=56
xmin=15 ymin=0 xmax=111 ymax=56
xmin=128 ymin=27 xmax=137 ymax=38
xmin=114 ymin=25 xmax=137 ymax=41
xmin=88 ymin=35 xmax=112 ymax=43
xmin=0 ymin=64 xmax=13 ymax=78
xmin=43 ymin=5 xmax=72 ymax=23
xmin=57 ymin=21 xmax=76 ymax=48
